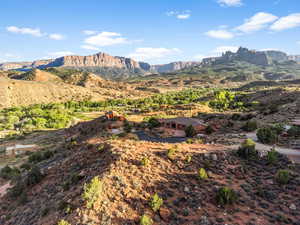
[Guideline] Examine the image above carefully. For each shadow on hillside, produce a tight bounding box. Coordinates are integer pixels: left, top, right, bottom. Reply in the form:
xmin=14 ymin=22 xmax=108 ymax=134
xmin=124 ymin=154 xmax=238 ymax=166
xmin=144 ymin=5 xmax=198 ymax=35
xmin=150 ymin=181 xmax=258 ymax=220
xmin=113 ymin=148 xmax=300 ymax=225
xmin=0 ymin=134 xmax=122 ymax=225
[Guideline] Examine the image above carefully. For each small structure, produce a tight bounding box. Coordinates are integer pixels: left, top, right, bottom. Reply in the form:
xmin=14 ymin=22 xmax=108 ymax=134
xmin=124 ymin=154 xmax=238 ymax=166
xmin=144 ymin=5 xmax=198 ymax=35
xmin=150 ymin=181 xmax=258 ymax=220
xmin=158 ymin=117 xmax=206 ymax=134
xmin=291 ymin=118 xmax=300 ymax=127
xmin=105 ymin=111 xmax=126 ymax=121
xmin=5 ymin=144 xmax=37 ymax=156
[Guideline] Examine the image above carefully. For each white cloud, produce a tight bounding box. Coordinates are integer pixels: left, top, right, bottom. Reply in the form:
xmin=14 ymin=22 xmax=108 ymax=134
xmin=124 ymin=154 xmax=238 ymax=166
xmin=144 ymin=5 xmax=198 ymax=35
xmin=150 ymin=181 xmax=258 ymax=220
xmin=48 ymin=33 xmax=65 ymax=40
xmin=128 ymin=47 xmax=181 ymax=61
xmin=47 ymin=51 xmax=75 ymax=58
xmin=84 ymin=31 xmax=128 ymax=47
xmin=236 ymin=12 xmax=278 ymax=33
xmin=177 ymin=14 xmax=191 ymax=20
xmin=205 ymin=29 xmax=234 ymax=39
xmin=213 ymin=46 xmax=239 ymax=54
xmin=83 ymin=30 xmax=98 ymax=35
xmin=195 ymin=46 xmax=239 ymax=62
xmin=218 ymin=0 xmax=242 ymax=7
xmin=166 ymin=10 xmax=191 ymax=20
xmin=81 ymin=45 xmax=100 ymax=51
xmin=6 ymin=26 xmax=43 ymax=37
xmin=270 ymin=13 xmax=300 ymax=31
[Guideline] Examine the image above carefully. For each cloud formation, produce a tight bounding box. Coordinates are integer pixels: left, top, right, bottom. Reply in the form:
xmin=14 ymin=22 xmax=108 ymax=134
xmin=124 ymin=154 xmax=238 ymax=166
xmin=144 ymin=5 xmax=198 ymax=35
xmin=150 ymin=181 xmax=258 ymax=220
xmin=270 ymin=13 xmax=300 ymax=31
xmin=6 ymin=26 xmax=65 ymax=40
xmin=166 ymin=10 xmax=191 ymax=20
xmin=81 ymin=45 xmax=100 ymax=51
xmin=205 ymin=29 xmax=234 ymax=39
xmin=218 ymin=0 xmax=242 ymax=7
xmin=128 ymin=47 xmax=181 ymax=61
xmin=83 ymin=30 xmax=98 ymax=35
xmin=84 ymin=31 xmax=128 ymax=47
xmin=48 ymin=33 xmax=65 ymax=40
xmin=236 ymin=12 xmax=278 ymax=33
xmin=213 ymin=46 xmax=239 ymax=53
xmin=6 ymin=26 xmax=43 ymax=37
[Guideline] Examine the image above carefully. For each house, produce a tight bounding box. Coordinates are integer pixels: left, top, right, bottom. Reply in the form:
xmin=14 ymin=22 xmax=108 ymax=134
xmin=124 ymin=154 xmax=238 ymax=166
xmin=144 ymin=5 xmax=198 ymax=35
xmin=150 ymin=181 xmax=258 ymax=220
xmin=158 ymin=117 xmax=207 ymax=133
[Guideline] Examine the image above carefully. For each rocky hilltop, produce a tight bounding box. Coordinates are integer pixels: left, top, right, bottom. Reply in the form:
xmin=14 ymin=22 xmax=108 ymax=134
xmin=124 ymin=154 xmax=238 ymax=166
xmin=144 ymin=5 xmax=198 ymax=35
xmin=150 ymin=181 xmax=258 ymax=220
xmin=151 ymin=61 xmax=201 ymax=73
xmin=203 ymin=47 xmax=292 ymax=66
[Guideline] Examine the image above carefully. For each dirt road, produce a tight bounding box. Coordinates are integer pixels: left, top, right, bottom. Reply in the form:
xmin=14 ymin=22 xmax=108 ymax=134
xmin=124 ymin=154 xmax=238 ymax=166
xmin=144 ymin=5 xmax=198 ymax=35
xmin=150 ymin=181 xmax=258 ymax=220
xmin=246 ymin=132 xmax=300 ymax=162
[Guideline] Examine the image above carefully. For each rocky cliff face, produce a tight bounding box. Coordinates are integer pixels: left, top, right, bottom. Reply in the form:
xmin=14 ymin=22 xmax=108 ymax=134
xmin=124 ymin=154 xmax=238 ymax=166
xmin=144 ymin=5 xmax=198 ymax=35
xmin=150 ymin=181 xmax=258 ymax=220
xmin=43 ymin=52 xmax=148 ymax=71
xmin=152 ymin=61 xmax=201 ymax=73
xmin=264 ymin=50 xmax=288 ymax=63
xmin=203 ymin=47 xmax=292 ymax=66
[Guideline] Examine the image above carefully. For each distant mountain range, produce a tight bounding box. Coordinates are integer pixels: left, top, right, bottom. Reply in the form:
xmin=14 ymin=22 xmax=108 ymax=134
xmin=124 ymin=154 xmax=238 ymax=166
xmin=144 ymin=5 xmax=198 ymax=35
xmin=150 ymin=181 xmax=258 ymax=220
xmin=0 ymin=47 xmax=299 ymax=79
xmin=0 ymin=52 xmax=200 ymax=79
xmin=203 ymin=47 xmax=300 ymax=66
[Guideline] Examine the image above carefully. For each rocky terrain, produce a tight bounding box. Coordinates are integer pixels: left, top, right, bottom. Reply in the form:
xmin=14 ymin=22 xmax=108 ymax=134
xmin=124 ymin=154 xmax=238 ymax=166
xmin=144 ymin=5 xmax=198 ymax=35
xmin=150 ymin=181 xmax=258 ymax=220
xmin=0 ymin=116 xmax=300 ymax=225
xmin=202 ymin=47 xmax=296 ymax=66
xmin=151 ymin=61 xmax=202 ymax=73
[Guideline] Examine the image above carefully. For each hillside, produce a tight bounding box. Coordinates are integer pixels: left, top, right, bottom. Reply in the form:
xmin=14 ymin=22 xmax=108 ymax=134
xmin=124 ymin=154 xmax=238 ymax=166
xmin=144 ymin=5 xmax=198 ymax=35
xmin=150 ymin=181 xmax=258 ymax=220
xmin=0 ymin=115 xmax=300 ymax=225
xmin=0 ymin=77 xmax=104 ymax=108
xmin=0 ymin=68 xmax=153 ymax=109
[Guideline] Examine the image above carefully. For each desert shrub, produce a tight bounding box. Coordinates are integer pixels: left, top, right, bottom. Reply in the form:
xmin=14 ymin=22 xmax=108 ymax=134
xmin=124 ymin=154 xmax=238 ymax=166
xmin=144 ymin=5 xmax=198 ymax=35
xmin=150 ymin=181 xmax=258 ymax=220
xmin=57 ymin=220 xmax=71 ymax=225
xmin=167 ymin=147 xmax=177 ymax=160
xmin=147 ymin=117 xmax=160 ymax=129
xmin=26 ymin=166 xmax=43 ymax=186
xmin=205 ymin=125 xmax=214 ymax=134
xmin=149 ymin=193 xmax=163 ymax=212
xmin=0 ymin=166 xmax=20 ymax=180
xmin=28 ymin=150 xmax=54 ymax=164
xmin=237 ymin=139 xmax=257 ymax=159
xmin=198 ymin=168 xmax=208 ymax=180
xmin=82 ymin=176 xmax=102 ymax=209
xmin=8 ymin=180 xmax=25 ymax=198
xmin=186 ymin=155 xmax=192 ymax=163
xmin=140 ymin=214 xmax=153 ymax=225
xmin=97 ymin=143 xmax=108 ymax=152
xmin=216 ymin=187 xmax=238 ymax=205
xmin=287 ymin=126 xmax=300 ymax=137
xmin=186 ymin=138 xmax=194 ymax=144
xmin=242 ymin=120 xmax=257 ymax=132
xmin=28 ymin=152 xmax=43 ymax=163
xmin=63 ymin=173 xmax=84 ymax=191
xmin=185 ymin=125 xmax=196 ymax=137
xmin=273 ymin=123 xmax=285 ymax=135
xmin=257 ymin=127 xmax=277 ymax=144
xmin=268 ymin=104 xmax=279 ymax=114
xmin=124 ymin=121 xmax=132 ymax=133
xmin=231 ymin=113 xmax=241 ymax=121
xmin=267 ymin=148 xmax=278 ymax=165
xmin=20 ymin=163 xmax=32 ymax=171
xmin=276 ymin=170 xmax=290 ymax=185
xmin=18 ymin=192 xmax=28 ymax=205
xmin=140 ymin=157 xmax=150 ymax=166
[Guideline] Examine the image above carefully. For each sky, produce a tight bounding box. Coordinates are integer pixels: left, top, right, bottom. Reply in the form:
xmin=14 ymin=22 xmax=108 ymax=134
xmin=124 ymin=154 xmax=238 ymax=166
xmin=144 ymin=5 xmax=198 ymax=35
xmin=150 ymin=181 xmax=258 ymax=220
xmin=0 ymin=0 xmax=300 ymax=64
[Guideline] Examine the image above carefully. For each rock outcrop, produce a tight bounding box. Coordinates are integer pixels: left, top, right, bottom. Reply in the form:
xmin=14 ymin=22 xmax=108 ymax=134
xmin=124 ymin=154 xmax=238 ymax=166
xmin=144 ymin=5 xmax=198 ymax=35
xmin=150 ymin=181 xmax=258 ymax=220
xmin=152 ymin=61 xmax=201 ymax=73
xmin=202 ymin=47 xmax=293 ymax=66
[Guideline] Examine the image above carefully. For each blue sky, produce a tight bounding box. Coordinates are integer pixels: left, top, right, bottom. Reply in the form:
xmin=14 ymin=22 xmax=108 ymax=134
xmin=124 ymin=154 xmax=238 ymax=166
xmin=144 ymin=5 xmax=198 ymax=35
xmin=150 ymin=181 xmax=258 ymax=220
xmin=0 ymin=0 xmax=300 ymax=64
